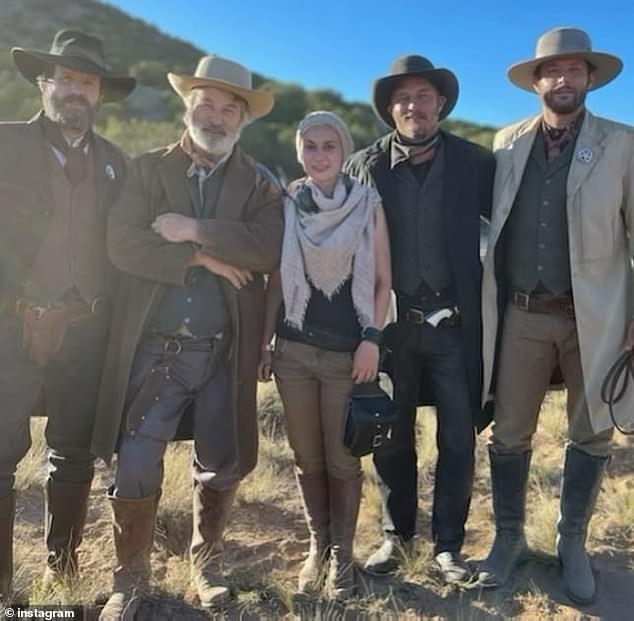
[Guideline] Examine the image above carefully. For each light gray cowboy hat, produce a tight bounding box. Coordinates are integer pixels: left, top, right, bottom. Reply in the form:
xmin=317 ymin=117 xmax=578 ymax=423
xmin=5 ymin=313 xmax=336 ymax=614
xmin=12 ymin=29 xmax=136 ymax=103
xmin=372 ymin=54 xmax=459 ymax=128
xmin=168 ymin=55 xmax=274 ymax=120
xmin=508 ymin=27 xmax=623 ymax=91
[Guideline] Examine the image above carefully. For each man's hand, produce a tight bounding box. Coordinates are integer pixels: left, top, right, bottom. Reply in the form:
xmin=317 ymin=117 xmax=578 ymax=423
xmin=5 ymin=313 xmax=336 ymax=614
xmin=152 ymin=213 xmax=199 ymax=243
xmin=191 ymin=250 xmax=253 ymax=289
xmin=351 ymin=340 xmax=380 ymax=384
xmin=625 ymin=319 xmax=634 ymax=350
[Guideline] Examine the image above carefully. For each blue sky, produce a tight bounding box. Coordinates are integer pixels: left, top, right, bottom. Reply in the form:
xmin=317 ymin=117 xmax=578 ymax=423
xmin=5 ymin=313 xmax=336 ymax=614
xmin=107 ymin=0 xmax=634 ymax=127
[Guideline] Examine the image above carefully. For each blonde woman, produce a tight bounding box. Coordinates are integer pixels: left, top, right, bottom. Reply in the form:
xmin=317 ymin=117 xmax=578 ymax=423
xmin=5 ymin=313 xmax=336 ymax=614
xmin=258 ymin=111 xmax=391 ymax=598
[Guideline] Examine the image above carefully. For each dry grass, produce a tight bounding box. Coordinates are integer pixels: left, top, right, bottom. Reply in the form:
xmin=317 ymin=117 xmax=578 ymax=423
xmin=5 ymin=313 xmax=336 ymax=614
xmin=11 ymin=384 xmax=634 ymax=618
xmin=14 ymin=417 xmax=47 ymax=492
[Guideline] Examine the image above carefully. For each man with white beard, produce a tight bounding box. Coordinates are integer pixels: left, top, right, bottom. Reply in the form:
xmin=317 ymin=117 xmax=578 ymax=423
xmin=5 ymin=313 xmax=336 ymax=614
xmin=92 ymin=56 xmax=283 ymax=619
xmin=0 ymin=29 xmax=134 ymax=602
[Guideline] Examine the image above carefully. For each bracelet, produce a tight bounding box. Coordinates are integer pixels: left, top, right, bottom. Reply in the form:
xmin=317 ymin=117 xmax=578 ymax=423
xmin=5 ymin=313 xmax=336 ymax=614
xmin=261 ymin=342 xmax=275 ymax=353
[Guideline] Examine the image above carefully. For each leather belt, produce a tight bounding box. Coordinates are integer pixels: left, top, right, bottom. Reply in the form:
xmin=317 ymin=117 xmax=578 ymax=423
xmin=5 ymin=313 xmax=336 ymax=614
xmin=510 ymin=290 xmax=574 ymax=317
xmin=403 ymin=305 xmax=460 ymax=327
xmin=13 ymin=296 xmax=107 ymax=321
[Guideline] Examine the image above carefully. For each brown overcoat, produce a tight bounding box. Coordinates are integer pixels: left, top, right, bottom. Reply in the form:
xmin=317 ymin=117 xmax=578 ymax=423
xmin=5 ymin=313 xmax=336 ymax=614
xmin=91 ymin=143 xmax=283 ymax=476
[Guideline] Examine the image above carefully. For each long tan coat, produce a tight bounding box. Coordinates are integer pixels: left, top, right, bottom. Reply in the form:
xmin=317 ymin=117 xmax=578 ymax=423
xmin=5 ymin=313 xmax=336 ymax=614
xmin=91 ymin=144 xmax=283 ymax=474
xmin=482 ymin=111 xmax=634 ymax=433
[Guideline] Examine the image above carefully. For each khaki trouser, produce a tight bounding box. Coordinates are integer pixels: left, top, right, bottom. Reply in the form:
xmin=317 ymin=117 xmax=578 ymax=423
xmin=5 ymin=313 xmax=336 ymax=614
xmin=491 ymin=304 xmax=613 ymax=457
xmin=273 ymin=339 xmax=361 ymax=479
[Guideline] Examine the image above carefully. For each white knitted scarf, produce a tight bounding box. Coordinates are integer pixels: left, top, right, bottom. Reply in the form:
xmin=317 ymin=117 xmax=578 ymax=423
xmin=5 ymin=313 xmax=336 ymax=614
xmin=281 ymin=175 xmax=378 ymax=331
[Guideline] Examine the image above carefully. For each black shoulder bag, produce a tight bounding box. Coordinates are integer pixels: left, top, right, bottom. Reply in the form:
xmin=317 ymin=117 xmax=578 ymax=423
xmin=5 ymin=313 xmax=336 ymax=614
xmin=343 ymin=379 xmax=398 ymax=457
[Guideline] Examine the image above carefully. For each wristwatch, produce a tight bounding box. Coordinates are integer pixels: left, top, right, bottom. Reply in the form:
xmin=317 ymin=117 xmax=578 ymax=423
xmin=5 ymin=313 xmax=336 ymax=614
xmin=360 ymin=326 xmax=382 ymax=346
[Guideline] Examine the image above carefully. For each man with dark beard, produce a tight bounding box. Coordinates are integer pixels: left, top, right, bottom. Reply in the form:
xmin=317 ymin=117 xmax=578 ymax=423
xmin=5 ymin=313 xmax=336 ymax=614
xmin=92 ymin=55 xmax=283 ymax=619
xmin=0 ymin=30 xmax=134 ymax=602
xmin=478 ymin=28 xmax=634 ymax=605
xmin=344 ymin=56 xmax=494 ymax=584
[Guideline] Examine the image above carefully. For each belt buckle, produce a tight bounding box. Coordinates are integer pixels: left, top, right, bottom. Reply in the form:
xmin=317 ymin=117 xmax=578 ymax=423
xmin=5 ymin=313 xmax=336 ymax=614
xmin=30 ymin=304 xmax=51 ymax=320
xmin=90 ymin=297 xmax=104 ymax=315
xmin=406 ymin=308 xmax=425 ymax=324
xmin=515 ymin=292 xmax=530 ymax=311
xmin=163 ymin=338 xmax=182 ymax=355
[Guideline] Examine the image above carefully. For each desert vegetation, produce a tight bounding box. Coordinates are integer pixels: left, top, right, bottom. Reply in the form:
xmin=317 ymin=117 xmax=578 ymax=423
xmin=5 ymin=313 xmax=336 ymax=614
xmin=10 ymin=384 xmax=634 ymax=619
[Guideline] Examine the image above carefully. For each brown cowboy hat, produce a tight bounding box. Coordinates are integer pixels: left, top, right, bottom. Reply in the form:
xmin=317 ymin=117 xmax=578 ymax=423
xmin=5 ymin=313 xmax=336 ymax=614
xmin=12 ymin=29 xmax=136 ymax=103
xmin=508 ymin=27 xmax=623 ymax=91
xmin=372 ymin=54 xmax=459 ymax=128
xmin=168 ymin=55 xmax=274 ymax=120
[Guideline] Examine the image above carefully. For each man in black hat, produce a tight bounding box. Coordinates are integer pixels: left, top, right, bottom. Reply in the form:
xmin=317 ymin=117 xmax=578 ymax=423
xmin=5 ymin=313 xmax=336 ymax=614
xmin=0 ymin=29 xmax=134 ymax=601
xmin=345 ymin=55 xmax=494 ymax=583
xmin=478 ymin=27 xmax=634 ymax=604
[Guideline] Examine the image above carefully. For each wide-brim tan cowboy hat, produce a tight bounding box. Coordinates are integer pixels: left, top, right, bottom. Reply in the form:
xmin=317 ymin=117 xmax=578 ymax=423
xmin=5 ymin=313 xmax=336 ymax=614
xmin=12 ymin=29 xmax=136 ymax=103
xmin=508 ymin=27 xmax=623 ymax=91
xmin=372 ymin=54 xmax=459 ymax=128
xmin=168 ymin=55 xmax=274 ymax=120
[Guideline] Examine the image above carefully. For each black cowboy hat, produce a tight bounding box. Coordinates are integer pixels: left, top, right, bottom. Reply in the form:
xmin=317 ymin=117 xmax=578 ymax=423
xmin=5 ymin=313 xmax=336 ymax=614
xmin=12 ymin=29 xmax=136 ymax=103
xmin=372 ymin=55 xmax=459 ymax=128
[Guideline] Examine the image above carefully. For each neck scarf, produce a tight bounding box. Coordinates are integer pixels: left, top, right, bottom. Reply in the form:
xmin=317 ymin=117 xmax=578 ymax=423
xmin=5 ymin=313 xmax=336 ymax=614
xmin=179 ymin=130 xmax=219 ymax=173
xmin=39 ymin=114 xmax=93 ymax=187
xmin=280 ymin=175 xmax=378 ymax=331
xmin=541 ymin=110 xmax=585 ymax=163
xmin=392 ymin=131 xmax=440 ymax=167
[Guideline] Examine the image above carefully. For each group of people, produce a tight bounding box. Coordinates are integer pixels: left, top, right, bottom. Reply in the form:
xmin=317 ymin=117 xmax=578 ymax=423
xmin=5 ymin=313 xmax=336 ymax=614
xmin=0 ymin=23 xmax=633 ymax=619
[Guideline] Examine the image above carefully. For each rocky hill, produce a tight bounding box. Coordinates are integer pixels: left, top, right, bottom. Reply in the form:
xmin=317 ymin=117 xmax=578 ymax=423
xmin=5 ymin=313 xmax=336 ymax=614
xmin=0 ymin=0 xmax=496 ymax=175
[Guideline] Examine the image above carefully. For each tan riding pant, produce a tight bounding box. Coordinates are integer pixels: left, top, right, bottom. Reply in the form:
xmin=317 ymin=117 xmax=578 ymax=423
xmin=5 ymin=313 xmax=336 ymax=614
xmin=491 ymin=304 xmax=613 ymax=457
xmin=273 ymin=338 xmax=361 ymax=479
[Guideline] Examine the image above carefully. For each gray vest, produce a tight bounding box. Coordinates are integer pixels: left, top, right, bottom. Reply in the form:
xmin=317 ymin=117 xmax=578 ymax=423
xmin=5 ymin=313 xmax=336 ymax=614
xmin=505 ymin=130 xmax=574 ymax=295
xmin=25 ymin=146 xmax=106 ymax=303
xmin=392 ymin=142 xmax=451 ymax=295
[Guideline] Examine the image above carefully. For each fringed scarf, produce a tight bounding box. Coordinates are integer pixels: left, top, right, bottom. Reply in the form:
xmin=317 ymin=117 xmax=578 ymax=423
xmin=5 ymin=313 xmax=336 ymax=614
xmin=281 ymin=174 xmax=379 ymax=331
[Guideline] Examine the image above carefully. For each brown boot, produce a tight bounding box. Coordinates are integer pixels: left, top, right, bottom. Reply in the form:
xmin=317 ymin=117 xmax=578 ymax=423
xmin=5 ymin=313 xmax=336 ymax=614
xmin=326 ymin=475 xmax=362 ymax=600
xmin=99 ymin=491 xmax=160 ymax=621
xmin=296 ymin=471 xmax=330 ymax=594
xmin=190 ymin=482 xmax=237 ymax=608
xmin=0 ymin=492 xmax=15 ymax=603
xmin=42 ymin=479 xmax=92 ymax=590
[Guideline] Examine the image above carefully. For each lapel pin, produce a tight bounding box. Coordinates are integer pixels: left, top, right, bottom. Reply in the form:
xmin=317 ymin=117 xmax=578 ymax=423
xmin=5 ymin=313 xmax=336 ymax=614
xmin=105 ymin=164 xmax=116 ymax=180
xmin=576 ymin=147 xmax=593 ymax=164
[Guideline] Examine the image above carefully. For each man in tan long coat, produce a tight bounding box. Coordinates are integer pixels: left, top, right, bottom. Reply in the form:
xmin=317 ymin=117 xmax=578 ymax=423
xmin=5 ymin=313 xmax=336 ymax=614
xmin=92 ymin=56 xmax=283 ymax=619
xmin=478 ymin=28 xmax=634 ymax=605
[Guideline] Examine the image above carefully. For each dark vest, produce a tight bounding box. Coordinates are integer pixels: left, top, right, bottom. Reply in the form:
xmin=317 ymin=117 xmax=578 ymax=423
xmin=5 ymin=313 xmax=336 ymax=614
xmin=505 ymin=129 xmax=574 ymax=295
xmin=150 ymin=166 xmax=229 ymax=337
xmin=391 ymin=141 xmax=452 ymax=296
xmin=24 ymin=145 xmax=106 ymax=303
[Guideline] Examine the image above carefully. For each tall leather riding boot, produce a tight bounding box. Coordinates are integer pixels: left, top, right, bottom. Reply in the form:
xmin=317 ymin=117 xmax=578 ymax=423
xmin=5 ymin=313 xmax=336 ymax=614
xmin=42 ymin=479 xmax=92 ymax=588
xmin=296 ymin=470 xmax=330 ymax=594
xmin=0 ymin=492 xmax=15 ymax=603
xmin=477 ymin=449 xmax=531 ymax=588
xmin=557 ymin=445 xmax=608 ymax=605
xmin=99 ymin=491 xmax=160 ymax=621
xmin=326 ymin=475 xmax=362 ymax=600
xmin=190 ymin=481 xmax=237 ymax=608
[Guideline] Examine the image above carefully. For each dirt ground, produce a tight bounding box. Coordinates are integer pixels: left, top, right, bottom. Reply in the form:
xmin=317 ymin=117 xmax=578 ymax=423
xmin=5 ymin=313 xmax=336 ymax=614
xmin=8 ymin=393 xmax=634 ymax=620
